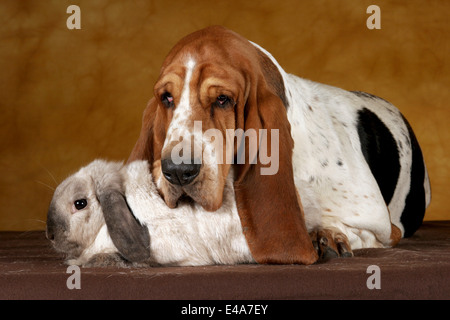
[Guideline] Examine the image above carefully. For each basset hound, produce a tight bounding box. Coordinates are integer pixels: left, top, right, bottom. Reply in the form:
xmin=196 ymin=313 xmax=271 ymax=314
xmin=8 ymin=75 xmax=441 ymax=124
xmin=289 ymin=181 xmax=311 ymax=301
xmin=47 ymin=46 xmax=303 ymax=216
xmin=128 ymin=26 xmax=431 ymax=264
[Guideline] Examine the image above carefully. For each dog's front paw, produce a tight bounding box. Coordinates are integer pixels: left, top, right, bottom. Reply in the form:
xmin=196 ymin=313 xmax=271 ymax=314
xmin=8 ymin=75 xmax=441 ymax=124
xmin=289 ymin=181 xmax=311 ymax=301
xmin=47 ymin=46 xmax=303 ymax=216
xmin=309 ymin=228 xmax=353 ymax=261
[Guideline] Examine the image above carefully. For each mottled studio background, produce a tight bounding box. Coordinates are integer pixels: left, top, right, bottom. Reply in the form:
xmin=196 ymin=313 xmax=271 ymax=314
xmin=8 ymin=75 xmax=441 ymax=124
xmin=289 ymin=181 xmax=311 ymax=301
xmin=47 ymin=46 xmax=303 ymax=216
xmin=1 ymin=0 xmax=448 ymax=230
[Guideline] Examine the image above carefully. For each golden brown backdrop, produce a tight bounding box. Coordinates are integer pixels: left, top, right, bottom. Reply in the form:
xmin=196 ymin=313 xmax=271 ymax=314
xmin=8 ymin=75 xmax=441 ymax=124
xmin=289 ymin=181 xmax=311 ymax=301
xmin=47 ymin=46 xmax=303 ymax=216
xmin=1 ymin=0 xmax=448 ymax=230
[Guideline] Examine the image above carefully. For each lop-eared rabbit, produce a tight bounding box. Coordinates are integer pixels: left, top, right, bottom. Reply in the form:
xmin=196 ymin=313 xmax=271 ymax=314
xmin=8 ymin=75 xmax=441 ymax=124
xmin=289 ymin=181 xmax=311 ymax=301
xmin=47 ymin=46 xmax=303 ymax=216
xmin=46 ymin=160 xmax=253 ymax=267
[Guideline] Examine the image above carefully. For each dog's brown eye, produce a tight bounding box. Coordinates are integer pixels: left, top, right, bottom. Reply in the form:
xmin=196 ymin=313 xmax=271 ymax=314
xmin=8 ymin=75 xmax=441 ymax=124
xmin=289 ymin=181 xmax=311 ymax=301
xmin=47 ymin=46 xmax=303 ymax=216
xmin=216 ymin=95 xmax=230 ymax=108
xmin=74 ymin=199 xmax=87 ymax=210
xmin=161 ymin=92 xmax=174 ymax=108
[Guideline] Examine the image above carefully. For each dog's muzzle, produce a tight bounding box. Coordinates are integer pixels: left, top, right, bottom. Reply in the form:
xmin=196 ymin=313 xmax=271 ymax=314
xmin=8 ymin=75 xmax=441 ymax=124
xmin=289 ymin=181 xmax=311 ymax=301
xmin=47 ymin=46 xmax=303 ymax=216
xmin=161 ymin=158 xmax=201 ymax=186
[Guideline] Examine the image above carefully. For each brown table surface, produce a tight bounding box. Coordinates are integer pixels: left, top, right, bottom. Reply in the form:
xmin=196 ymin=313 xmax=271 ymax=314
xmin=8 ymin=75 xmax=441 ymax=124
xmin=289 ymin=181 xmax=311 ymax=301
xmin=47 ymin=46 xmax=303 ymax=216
xmin=1 ymin=221 xmax=449 ymax=300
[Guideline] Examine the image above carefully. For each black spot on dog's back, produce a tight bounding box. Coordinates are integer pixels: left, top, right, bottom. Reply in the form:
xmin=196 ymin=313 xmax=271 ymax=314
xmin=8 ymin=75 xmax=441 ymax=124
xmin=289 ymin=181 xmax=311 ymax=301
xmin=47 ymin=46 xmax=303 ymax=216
xmin=357 ymin=108 xmax=400 ymax=206
xmin=399 ymin=114 xmax=426 ymax=237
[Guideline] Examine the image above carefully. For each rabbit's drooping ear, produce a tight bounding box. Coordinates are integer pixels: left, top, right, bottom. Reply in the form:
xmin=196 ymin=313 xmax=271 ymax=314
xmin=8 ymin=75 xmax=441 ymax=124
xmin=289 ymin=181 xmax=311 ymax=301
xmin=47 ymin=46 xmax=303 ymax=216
xmin=98 ymin=190 xmax=150 ymax=263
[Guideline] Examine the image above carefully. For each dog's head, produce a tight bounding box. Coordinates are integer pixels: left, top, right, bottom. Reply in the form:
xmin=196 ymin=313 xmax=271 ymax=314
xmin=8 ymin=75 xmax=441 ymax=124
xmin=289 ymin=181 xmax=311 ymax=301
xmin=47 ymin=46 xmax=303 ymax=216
xmin=129 ymin=26 xmax=317 ymax=264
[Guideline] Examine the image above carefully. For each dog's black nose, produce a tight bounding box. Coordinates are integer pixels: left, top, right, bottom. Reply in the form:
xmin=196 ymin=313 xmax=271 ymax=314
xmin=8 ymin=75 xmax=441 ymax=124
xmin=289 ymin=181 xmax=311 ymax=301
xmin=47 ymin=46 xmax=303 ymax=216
xmin=161 ymin=158 xmax=201 ymax=186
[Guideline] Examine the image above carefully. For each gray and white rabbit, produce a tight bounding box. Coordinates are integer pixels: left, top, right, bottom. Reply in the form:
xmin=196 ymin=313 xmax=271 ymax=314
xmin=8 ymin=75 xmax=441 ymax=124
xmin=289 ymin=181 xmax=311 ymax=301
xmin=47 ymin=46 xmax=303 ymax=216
xmin=46 ymin=160 xmax=254 ymax=267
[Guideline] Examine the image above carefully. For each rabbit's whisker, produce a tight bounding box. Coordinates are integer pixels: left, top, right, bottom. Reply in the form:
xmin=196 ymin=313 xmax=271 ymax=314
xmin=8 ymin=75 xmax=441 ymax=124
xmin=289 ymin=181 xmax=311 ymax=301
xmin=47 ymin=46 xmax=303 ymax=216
xmin=35 ymin=180 xmax=56 ymax=191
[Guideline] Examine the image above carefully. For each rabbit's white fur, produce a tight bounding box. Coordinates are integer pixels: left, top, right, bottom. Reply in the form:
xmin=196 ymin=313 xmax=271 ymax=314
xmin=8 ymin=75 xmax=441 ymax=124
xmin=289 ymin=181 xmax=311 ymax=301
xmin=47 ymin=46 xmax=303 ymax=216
xmin=48 ymin=160 xmax=254 ymax=267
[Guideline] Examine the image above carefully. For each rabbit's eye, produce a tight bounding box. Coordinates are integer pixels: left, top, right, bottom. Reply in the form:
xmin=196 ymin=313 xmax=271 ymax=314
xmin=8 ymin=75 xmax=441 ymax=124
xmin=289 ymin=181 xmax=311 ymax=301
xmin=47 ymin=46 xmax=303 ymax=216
xmin=74 ymin=199 xmax=87 ymax=210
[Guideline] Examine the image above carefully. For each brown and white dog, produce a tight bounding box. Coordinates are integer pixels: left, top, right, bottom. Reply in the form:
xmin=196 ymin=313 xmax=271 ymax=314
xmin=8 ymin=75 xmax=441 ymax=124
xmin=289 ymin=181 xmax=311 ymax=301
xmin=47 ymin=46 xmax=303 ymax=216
xmin=128 ymin=26 xmax=431 ymax=264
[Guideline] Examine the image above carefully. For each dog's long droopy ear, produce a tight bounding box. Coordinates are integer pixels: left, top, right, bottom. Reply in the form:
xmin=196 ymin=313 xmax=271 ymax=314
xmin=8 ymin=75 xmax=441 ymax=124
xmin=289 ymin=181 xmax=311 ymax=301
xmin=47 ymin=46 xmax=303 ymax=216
xmin=128 ymin=98 xmax=165 ymax=165
xmin=99 ymin=190 xmax=150 ymax=262
xmin=233 ymin=49 xmax=318 ymax=265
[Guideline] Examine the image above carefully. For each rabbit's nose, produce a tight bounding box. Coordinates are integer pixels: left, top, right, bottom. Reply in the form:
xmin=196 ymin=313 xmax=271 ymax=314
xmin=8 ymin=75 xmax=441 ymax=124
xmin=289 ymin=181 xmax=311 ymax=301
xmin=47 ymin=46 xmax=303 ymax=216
xmin=46 ymin=229 xmax=54 ymax=241
xmin=46 ymin=225 xmax=55 ymax=241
